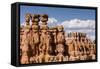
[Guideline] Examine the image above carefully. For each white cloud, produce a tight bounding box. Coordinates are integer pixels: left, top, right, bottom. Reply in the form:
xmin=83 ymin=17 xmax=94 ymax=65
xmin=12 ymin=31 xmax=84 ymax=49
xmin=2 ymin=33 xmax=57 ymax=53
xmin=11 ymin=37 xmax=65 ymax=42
xmin=48 ymin=18 xmax=58 ymax=23
xmin=21 ymin=22 xmax=25 ymax=26
xmin=87 ymin=34 xmax=95 ymax=41
xmin=47 ymin=17 xmax=58 ymax=27
xmin=58 ymin=18 xmax=95 ymax=41
xmin=65 ymin=29 xmax=95 ymax=34
xmin=60 ymin=18 xmax=95 ymax=29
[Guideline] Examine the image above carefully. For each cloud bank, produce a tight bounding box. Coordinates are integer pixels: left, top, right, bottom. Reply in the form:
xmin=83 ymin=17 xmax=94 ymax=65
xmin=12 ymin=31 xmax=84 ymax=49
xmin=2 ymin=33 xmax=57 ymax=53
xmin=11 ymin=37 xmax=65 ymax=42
xmin=47 ymin=18 xmax=95 ymax=41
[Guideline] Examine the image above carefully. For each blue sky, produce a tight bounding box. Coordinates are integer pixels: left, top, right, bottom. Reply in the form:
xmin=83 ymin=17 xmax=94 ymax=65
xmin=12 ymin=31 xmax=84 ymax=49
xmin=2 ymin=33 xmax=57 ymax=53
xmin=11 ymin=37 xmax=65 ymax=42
xmin=20 ymin=5 xmax=95 ymax=23
xmin=20 ymin=5 xmax=96 ymax=41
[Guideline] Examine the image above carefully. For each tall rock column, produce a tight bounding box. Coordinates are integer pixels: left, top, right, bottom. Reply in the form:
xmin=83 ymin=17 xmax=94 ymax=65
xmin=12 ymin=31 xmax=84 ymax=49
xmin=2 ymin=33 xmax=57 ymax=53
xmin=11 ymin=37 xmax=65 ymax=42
xmin=56 ymin=26 xmax=65 ymax=62
xmin=40 ymin=14 xmax=51 ymax=62
xmin=20 ymin=13 xmax=31 ymax=64
xmin=30 ymin=14 xmax=40 ymax=63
